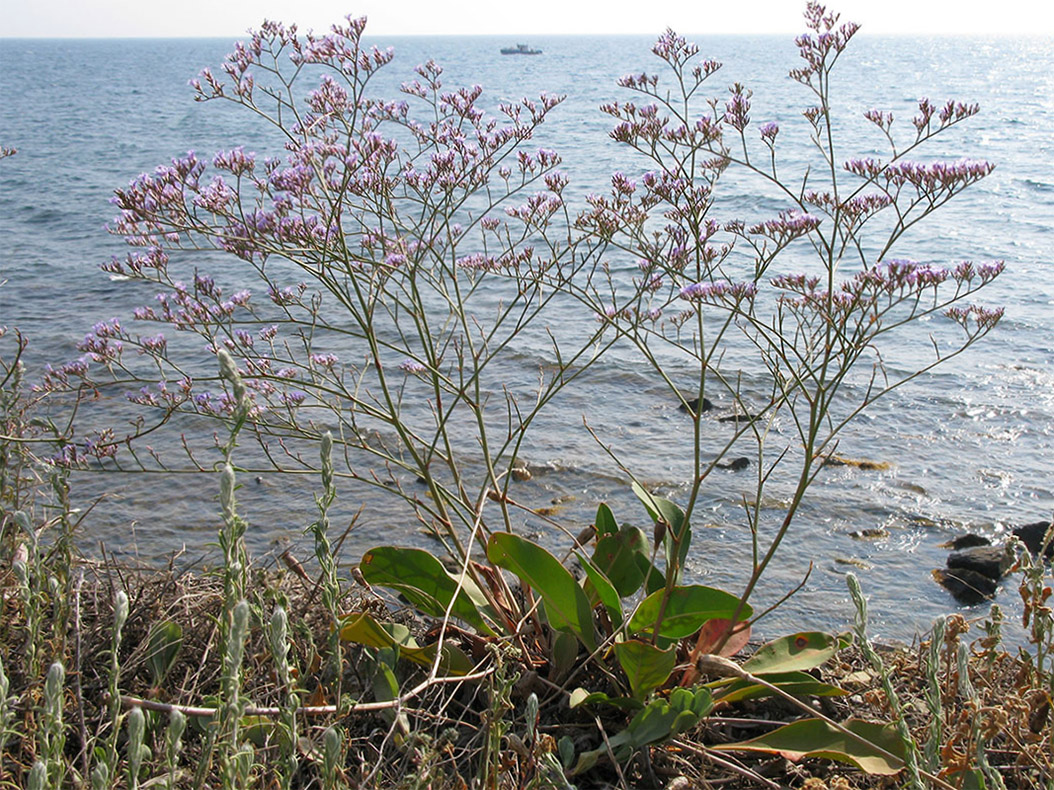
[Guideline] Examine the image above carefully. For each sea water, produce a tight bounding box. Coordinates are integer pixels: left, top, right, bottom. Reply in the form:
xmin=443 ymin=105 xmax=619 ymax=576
xmin=1 ymin=32 xmax=1052 ymax=643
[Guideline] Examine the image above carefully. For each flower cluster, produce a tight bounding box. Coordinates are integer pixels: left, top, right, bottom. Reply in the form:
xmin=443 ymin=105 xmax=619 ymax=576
xmin=913 ymin=97 xmax=980 ymax=134
xmin=844 ymin=157 xmax=995 ymax=196
xmin=791 ymin=2 xmax=860 ymax=85
xmin=745 ymin=211 xmax=821 ymax=244
xmin=679 ymin=280 xmax=759 ymax=304
xmin=723 ymin=84 xmax=752 ymax=132
xmin=398 ymin=358 xmax=427 ymax=374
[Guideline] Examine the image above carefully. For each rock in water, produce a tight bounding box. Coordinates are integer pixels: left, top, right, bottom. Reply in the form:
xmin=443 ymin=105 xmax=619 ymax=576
xmin=716 ymin=457 xmax=750 ymax=471
xmin=941 ymin=534 xmax=992 ymax=550
xmin=1012 ymin=520 xmax=1054 ymax=558
xmin=933 ymin=568 xmax=999 ymax=605
xmin=947 ymin=546 xmax=1012 ymax=581
xmin=679 ymin=396 xmax=713 ymax=415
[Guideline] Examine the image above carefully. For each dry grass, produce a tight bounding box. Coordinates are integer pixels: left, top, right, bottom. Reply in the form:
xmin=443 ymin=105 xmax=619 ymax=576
xmin=1 ymin=547 xmax=1050 ymax=789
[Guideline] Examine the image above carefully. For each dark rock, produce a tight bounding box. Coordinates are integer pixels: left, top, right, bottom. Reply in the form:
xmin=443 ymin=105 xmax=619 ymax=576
xmin=933 ymin=567 xmax=999 ymax=605
xmin=718 ymin=412 xmax=760 ymax=423
xmin=942 ymin=533 xmax=991 ymax=551
xmin=716 ymin=457 xmax=750 ymax=471
xmin=680 ymin=397 xmax=714 ymax=415
xmin=1012 ymin=520 xmax=1054 ymax=558
xmin=947 ymin=545 xmax=1012 ymax=581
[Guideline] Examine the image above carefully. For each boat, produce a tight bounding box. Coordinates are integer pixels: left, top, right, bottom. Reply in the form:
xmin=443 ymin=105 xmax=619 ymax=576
xmin=500 ymin=43 xmax=542 ymax=55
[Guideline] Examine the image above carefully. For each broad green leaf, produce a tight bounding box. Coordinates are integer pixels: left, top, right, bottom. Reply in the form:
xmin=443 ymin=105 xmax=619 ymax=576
xmin=628 ymin=585 xmax=751 ymax=640
xmin=339 ymin=611 xmax=414 ymax=648
xmin=632 ymin=482 xmax=684 ymax=538
xmin=713 ymin=671 xmax=849 ymax=704
xmin=360 ymin=546 xmax=496 ymax=634
xmin=637 ymin=552 xmax=666 ymax=596
xmin=742 ymin=632 xmax=839 ymax=673
xmin=594 ymin=502 xmax=618 ymax=537
xmin=338 ymin=612 xmax=474 ymax=675
xmin=146 ymin=620 xmax=183 ymax=688
xmin=487 ymin=533 xmax=597 ymax=652
xmin=713 ymin=718 xmax=906 ymax=775
xmin=242 ymin=714 xmax=292 ymax=749
xmin=576 ymin=552 xmax=623 ymax=628
xmin=592 ymin=527 xmax=649 ymax=598
xmin=614 ymin=639 xmax=677 ymax=700
xmin=550 ymin=630 xmax=580 ymax=682
xmin=568 ymin=688 xmax=643 ymax=711
xmin=372 ymin=660 xmax=410 ymax=739
xmin=632 ymin=482 xmax=690 ymax=582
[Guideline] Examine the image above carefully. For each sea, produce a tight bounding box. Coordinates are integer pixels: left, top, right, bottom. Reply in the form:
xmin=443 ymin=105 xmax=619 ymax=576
xmin=1 ymin=31 xmax=1052 ymax=645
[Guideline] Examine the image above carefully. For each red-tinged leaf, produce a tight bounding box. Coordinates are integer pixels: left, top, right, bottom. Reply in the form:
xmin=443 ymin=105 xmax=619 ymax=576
xmin=693 ymin=618 xmax=751 ymax=657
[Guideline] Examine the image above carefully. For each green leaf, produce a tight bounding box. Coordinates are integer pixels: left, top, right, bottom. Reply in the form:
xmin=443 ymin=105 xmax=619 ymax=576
xmin=568 ymin=688 xmax=643 ymax=711
xmin=338 ymin=612 xmax=474 ymax=675
xmin=632 ymin=482 xmax=684 ymax=538
xmin=713 ymin=718 xmax=907 ymax=775
xmin=569 ymin=688 xmax=712 ymax=775
xmin=742 ymin=632 xmax=839 ymax=673
xmin=713 ymin=671 xmax=848 ymax=704
xmin=595 ymin=503 xmax=618 ymax=537
xmin=614 ymin=639 xmax=677 ymax=700
xmin=632 ymin=483 xmax=690 ymax=583
xmin=591 ymin=526 xmax=649 ymax=598
xmin=371 ymin=661 xmax=410 ymax=739
xmin=360 ymin=546 xmax=496 ymax=634
xmin=576 ymin=552 xmax=623 ymax=628
xmin=628 ymin=585 xmax=751 ymax=640
xmin=339 ymin=611 xmax=414 ymax=648
xmin=146 ymin=620 xmax=183 ymax=689
xmin=550 ymin=630 xmax=580 ymax=682
xmin=487 ymin=532 xmax=597 ymax=652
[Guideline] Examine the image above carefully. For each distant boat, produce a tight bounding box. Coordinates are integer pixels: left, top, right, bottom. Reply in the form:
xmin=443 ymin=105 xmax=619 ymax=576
xmin=500 ymin=43 xmax=542 ymax=55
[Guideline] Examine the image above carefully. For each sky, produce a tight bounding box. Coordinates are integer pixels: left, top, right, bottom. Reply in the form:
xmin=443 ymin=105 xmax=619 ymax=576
xmin=3 ymin=0 xmax=1053 ymax=38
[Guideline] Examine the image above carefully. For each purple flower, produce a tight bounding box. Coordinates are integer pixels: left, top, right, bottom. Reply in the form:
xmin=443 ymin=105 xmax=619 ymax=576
xmin=723 ymin=84 xmax=751 ymax=132
xmin=399 ymin=358 xmax=427 ymax=374
xmin=310 ymin=353 xmax=339 ymax=367
xmin=281 ymin=390 xmax=307 ymax=406
xmin=679 ymin=280 xmax=758 ymax=303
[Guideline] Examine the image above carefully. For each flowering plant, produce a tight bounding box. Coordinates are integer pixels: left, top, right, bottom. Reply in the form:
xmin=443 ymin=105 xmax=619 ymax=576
xmin=10 ymin=1 xmax=1014 ymax=783
xmin=37 ymin=0 xmax=1004 ymax=635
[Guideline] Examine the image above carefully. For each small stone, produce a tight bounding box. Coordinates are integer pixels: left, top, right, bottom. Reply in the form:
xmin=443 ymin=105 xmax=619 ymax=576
xmin=850 ymin=528 xmax=888 ymax=540
xmin=718 ymin=412 xmax=760 ymax=423
xmin=679 ymin=396 xmax=714 ymax=415
xmin=510 ymin=458 xmax=531 ymax=481
xmin=947 ymin=545 xmax=1012 ymax=581
xmin=834 ymin=557 xmax=872 ymax=569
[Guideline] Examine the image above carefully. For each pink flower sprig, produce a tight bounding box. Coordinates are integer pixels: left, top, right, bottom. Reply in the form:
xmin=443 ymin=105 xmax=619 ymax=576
xmin=679 ymin=280 xmax=758 ymax=305
xmin=913 ymin=97 xmax=980 ymax=136
xmin=723 ymin=84 xmax=752 ymax=133
xmin=745 ymin=210 xmax=821 ymax=244
xmin=651 ymin=28 xmax=700 ymax=68
xmin=945 ymin=304 xmax=1004 ymax=331
xmin=844 ymin=157 xmax=995 ymax=199
xmin=791 ymin=2 xmax=860 ymax=86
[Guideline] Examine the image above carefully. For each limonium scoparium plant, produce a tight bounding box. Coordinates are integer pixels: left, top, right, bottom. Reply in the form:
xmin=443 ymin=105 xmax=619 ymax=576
xmin=39 ymin=4 xmax=1004 ymax=611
